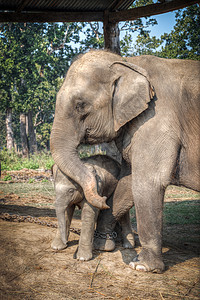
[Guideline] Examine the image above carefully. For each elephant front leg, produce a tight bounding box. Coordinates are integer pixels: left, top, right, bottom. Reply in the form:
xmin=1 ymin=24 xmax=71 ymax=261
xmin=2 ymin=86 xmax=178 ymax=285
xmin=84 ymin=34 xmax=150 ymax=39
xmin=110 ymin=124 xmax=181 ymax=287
xmin=51 ymin=205 xmax=75 ymax=250
xmin=77 ymin=201 xmax=99 ymax=261
xmin=129 ymin=182 xmax=165 ymax=273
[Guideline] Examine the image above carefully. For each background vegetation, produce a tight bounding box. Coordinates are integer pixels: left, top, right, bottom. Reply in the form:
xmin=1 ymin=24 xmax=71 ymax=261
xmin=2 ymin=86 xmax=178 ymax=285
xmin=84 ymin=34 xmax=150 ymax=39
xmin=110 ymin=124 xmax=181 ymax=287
xmin=0 ymin=2 xmax=199 ymax=170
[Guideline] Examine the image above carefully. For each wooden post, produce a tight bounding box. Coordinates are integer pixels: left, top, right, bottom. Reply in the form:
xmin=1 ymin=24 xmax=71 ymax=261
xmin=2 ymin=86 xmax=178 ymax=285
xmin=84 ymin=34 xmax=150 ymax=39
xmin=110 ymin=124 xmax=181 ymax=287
xmin=103 ymin=11 xmax=120 ymax=55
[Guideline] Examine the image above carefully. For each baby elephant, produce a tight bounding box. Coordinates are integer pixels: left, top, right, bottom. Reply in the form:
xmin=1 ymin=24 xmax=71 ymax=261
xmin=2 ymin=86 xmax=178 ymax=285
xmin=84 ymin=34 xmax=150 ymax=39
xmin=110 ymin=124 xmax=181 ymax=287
xmin=51 ymin=155 xmax=134 ymax=261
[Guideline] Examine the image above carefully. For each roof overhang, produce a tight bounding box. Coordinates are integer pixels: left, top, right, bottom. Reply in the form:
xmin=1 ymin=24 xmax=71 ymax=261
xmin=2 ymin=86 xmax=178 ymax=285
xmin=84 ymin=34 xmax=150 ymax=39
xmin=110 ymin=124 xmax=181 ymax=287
xmin=0 ymin=0 xmax=198 ymax=23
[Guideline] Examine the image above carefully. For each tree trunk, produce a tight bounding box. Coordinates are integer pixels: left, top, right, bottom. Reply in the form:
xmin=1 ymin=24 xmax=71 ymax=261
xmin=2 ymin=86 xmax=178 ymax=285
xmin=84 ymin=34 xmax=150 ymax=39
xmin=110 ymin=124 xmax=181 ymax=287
xmin=103 ymin=11 xmax=120 ymax=55
xmin=27 ymin=110 xmax=37 ymax=154
xmin=20 ymin=112 xmax=29 ymax=157
xmin=6 ymin=108 xmax=14 ymax=151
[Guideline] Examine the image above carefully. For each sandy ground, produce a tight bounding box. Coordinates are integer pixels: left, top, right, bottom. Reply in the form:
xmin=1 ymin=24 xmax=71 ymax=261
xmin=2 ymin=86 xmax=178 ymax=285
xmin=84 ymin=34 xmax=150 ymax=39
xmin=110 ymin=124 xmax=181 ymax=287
xmin=0 ymin=170 xmax=199 ymax=299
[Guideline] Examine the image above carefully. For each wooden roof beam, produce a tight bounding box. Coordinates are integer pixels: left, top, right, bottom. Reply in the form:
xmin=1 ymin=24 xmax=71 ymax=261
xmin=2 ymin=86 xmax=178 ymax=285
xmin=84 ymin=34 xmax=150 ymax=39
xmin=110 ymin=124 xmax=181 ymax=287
xmin=109 ymin=0 xmax=199 ymax=22
xmin=0 ymin=0 xmax=198 ymax=23
xmin=0 ymin=11 xmax=104 ymax=23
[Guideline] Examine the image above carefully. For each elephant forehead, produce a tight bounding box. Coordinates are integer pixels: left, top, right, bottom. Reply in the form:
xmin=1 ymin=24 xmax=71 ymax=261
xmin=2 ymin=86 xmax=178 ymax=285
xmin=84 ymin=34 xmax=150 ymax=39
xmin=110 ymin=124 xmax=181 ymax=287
xmin=65 ymin=73 xmax=110 ymax=104
xmin=68 ymin=61 xmax=111 ymax=85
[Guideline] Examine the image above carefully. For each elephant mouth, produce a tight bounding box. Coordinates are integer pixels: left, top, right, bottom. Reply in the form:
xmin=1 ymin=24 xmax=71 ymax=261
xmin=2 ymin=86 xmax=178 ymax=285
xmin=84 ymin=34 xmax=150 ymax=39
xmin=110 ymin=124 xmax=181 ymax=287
xmin=84 ymin=127 xmax=119 ymax=144
xmin=83 ymin=128 xmax=102 ymax=144
xmin=84 ymin=133 xmax=113 ymax=144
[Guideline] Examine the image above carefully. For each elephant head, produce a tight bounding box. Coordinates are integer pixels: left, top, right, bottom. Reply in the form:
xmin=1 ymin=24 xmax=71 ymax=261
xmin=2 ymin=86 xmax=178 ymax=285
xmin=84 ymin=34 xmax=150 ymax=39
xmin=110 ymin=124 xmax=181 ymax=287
xmin=50 ymin=50 xmax=154 ymax=209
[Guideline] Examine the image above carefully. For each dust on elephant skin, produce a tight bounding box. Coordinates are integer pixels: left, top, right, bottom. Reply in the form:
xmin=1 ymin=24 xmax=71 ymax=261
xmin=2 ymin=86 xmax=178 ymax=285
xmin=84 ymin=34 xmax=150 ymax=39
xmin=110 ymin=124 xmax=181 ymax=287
xmin=50 ymin=50 xmax=200 ymax=272
xmin=51 ymin=155 xmax=134 ymax=260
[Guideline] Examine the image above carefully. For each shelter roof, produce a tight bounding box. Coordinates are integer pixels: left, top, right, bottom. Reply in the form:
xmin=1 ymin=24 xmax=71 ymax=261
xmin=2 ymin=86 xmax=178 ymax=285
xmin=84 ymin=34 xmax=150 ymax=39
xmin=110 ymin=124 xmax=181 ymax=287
xmin=0 ymin=0 xmax=198 ymax=22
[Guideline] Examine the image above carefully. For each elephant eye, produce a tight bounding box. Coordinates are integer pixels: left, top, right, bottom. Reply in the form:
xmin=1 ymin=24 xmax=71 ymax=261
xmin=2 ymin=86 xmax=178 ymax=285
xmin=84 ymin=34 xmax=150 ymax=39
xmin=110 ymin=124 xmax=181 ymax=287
xmin=68 ymin=188 xmax=75 ymax=194
xmin=75 ymin=102 xmax=86 ymax=113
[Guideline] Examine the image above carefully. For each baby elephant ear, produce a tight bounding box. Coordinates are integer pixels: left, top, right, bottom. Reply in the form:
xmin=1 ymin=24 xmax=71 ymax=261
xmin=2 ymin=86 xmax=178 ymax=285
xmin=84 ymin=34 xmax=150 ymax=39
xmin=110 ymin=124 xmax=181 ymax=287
xmin=111 ymin=61 xmax=154 ymax=132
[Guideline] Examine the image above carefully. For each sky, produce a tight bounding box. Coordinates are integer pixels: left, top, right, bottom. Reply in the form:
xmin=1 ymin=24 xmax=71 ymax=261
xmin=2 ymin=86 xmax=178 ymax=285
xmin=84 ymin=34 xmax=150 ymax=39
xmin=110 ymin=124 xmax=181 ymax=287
xmin=119 ymin=10 xmax=176 ymax=41
xmin=76 ymin=10 xmax=177 ymax=51
xmin=149 ymin=11 xmax=176 ymax=37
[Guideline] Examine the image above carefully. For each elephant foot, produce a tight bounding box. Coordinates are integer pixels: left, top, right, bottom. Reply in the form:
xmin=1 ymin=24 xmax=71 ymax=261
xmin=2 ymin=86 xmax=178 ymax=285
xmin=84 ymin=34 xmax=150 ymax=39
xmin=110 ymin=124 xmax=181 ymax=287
xmin=76 ymin=245 xmax=93 ymax=261
xmin=51 ymin=236 xmax=67 ymax=250
xmin=93 ymin=231 xmax=116 ymax=251
xmin=94 ymin=238 xmax=115 ymax=251
xmin=122 ymin=232 xmax=135 ymax=249
xmin=129 ymin=249 xmax=165 ymax=273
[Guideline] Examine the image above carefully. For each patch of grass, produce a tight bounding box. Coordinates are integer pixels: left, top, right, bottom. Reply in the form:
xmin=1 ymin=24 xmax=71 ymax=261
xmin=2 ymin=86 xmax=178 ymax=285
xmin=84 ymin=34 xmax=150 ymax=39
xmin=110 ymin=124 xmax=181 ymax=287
xmin=28 ymin=178 xmax=35 ymax=184
xmin=0 ymin=145 xmax=106 ymax=171
xmin=130 ymin=186 xmax=200 ymax=226
xmin=2 ymin=174 xmax=12 ymax=181
xmin=0 ymin=149 xmax=54 ymax=171
xmin=165 ymin=185 xmax=200 ymax=201
xmin=0 ymin=181 xmax=55 ymax=199
xmin=163 ymin=200 xmax=200 ymax=225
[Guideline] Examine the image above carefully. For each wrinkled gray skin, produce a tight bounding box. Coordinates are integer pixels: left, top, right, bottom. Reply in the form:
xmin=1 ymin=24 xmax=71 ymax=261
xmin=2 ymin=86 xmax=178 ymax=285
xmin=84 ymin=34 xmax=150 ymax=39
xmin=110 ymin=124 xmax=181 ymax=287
xmin=94 ymin=164 xmax=134 ymax=251
xmin=51 ymin=155 xmax=134 ymax=261
xmin=50 ymin=50 xmax=200 ymax=272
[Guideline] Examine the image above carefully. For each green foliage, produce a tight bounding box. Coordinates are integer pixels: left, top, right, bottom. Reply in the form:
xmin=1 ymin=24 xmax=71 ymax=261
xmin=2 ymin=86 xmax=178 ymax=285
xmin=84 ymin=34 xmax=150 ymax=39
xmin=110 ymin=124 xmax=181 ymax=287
xmin=42 ymin=178 xmax=49 ymax=183
xmin=159 ymin=5 xmax=200 ymax=60
xmin=120 ymin=0 xmax=158 ymax=56
xmin=132 ymin=4 xmax=200 ymax=60
xmin=0 ymin=111 xmax=6 ymax=148
xmin=133 ymin=33 xmax=162 ymax=55
xmin=28 ymin=178 xmax=35 ymax=183
xmin=79 ymin=23 xmax=104 ymax=52
xmin=3 ymin=174 xmax=12 ymax=181
xmin=131 ymin=199 xmax=200 ymax=226
xmin=0 ymin=22 xmax=81 ymax=151
xmin=36 ymin=122 xmax=53 ymax=151
xmin=120 ymin=33 xmax=133 ymax=57
xmin=0 ymin=5 xmax=198 ymax=154
xmin=79 ymin=145 xmax=106 ymax=159
xmin=0 ymin=148 xmax=54 ymax=170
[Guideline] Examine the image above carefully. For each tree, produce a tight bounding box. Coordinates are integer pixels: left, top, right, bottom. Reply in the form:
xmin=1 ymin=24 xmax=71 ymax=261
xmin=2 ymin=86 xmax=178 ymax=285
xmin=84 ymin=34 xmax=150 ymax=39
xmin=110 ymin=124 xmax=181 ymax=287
xmin=0 ymin=22 xmax=82 ymax=154
xmin=132 ymin=4 xmax=200 ymax=60
xmin=0 ymin=111 xmax=6 ymax=149
xmin=120 ymin=0 xmax=158 ymax=56
xmin=5 ymin=108 xmax=14 ymax=150
xmin=78 ymin=1 xmax=158 ymax=56
xmin=133 ymin=32 xmax=162 ymax=56
xmin=0 ymin=3 xmax=171 ymax=154
xmin=159 ymin=5 xmax=200 ymax=60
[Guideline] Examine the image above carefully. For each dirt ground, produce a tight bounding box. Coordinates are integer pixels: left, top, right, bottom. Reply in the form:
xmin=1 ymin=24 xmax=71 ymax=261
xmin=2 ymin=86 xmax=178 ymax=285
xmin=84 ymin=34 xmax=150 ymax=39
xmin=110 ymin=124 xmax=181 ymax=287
xmin=0 ymin=169 xmax=200 ymax=300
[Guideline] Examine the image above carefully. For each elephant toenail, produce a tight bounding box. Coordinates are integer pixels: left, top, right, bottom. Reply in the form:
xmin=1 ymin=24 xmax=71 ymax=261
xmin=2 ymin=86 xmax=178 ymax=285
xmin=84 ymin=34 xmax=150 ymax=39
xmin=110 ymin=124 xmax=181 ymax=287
xmin=129 ymin=262 xmax=136 ymax=269
xmin=79 ymin=257 xmax=85 ymax=261
xmin=136 ymin=265 xmax=147 ymax=271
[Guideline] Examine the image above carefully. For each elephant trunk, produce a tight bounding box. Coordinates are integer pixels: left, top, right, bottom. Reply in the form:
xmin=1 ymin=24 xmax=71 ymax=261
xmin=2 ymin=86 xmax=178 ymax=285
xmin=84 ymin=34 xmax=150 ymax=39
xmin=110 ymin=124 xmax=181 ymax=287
xmin=50 ymin=118 xmax=109 ymax=210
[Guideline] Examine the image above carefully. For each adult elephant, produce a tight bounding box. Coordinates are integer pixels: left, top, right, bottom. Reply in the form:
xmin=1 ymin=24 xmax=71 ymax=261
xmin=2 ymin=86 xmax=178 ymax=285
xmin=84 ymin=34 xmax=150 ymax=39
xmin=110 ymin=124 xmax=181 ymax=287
xmin=50 ymin=50 xmax=200 ymax=273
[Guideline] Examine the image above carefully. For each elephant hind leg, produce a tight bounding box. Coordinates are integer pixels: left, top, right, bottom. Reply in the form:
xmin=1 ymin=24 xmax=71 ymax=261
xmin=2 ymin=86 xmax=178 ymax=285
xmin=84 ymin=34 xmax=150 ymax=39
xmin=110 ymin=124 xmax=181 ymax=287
xmin=119 ymin=211 xmax=135 ymax=249
xmin=112 ymin=174 xmax=134 ymax=220
xmin=177 ymin=146 xmax=200 ymax=191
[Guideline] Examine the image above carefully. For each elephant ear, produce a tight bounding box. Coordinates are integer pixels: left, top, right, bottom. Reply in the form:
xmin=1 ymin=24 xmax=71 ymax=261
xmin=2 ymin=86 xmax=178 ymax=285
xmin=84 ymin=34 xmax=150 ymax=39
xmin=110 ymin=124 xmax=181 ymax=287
xmin=111 ymin=61 xmax=155 ymax=132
